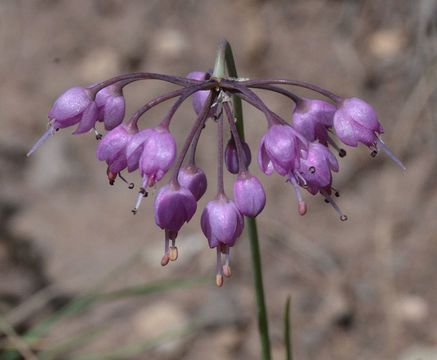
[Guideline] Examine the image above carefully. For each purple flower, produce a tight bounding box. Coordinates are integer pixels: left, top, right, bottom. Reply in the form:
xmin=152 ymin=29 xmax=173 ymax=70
xmin=201 ymin=194 xmax=244 ymax=249
xmin=177 ymin=165 xmax=208 ymax=201
xmin=225 ymin=138 xmax=252 ymax=174
xmin=333 ymin=97 xmax=384 ymax=147
xmin=95 ymin=84 xmax=125 ymax=131
xmin=138 ymin=127 xmax=176 ymax=187
xmin=125 ymin=128 xmax=155 ymax=172
xmin=154 ymin=182 xmax=197 ymax=265
xmin=258 ymin=124 xmax=308 ymax=176
xmin=49 ymin=86 xmax=98 ymax=134
xmin=292 ymin=98 xmax=336 ymax=144
xmin=96 ymin=121 xmax=138 ymax=175
xmin=154 ymin=183 xmax=197 ymax=234
xmin=298 ymin=142 xmax=338 ymax=195
xmin=233 ymin=171 xmax=266 ymax=217
xmin=187 ymin=71 xmax=216 ymax=117
xmin=134 ymin=127 xmax=176 ymax=211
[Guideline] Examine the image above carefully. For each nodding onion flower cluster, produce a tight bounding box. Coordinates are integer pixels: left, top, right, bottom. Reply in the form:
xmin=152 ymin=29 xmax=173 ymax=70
xmin=28 ymin=70 xmax=404 ymax=287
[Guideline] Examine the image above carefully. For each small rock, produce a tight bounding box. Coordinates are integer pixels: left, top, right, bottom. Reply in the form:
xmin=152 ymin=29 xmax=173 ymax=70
xmin=394 ymin=295 xmax=429 ymax=323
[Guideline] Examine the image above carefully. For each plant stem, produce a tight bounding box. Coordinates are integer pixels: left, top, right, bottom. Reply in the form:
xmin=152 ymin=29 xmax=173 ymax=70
xmin=247 ymin=216 xmax=271 ymax=360
xmin=217 ymin=38 xmax=272 ymax=360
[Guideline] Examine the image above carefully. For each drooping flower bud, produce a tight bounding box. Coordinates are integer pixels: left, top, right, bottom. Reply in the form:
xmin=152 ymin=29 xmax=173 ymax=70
xmin=96 ymin=121 xmax=138 ymax=175
xmin=258 ymin=124 xmax=308 ymax=176
xmin=201 ymin=194 xmax=244 ymax=249
xmin=298 ymin=142 xmax=338 ymax=195
xmin=177 ymin=165 xmax=208 ymax=201
xmin=292 ymin=98 xmax=336 ymax=144
xmin=95 ymin=84 xmax=125 ymax=131
xmin=233 ymin=171 xmax=266 ymax=217
xmin=49 ymin=86 xmax=98 ymax=135
xmin=225 ymin=138 xmax=252 ymax=174
xmin=186 ymin=71 xmax=217 ymax=117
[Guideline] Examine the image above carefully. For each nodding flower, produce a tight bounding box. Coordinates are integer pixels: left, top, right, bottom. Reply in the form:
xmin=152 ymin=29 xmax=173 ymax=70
xmin=201 ymin=194 xmax=244 ymax=287
xmin=134 ymin=126 xmax=177 ymax=212
xmin=28 ymin=55 xmax=405 ymax=285
xmin=153 ymin=182 xmax=197 ymax=266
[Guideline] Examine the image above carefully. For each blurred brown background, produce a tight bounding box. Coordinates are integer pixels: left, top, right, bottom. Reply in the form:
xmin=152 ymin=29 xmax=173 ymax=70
xmin=1 ymin=0 xmax=436 ymax=359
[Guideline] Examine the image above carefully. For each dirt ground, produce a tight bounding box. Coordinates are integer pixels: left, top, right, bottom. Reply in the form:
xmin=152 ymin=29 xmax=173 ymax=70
xmin=1 ymin=0 xmax=436 ymax=359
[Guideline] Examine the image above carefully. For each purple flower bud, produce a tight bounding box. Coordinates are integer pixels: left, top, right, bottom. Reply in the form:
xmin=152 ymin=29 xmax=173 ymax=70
xmin=298 ymin=142 xmax=338 ymax=195
xmin=187 ymin=71 xmax=217 ymax=117
xmin=333 ymin=97 xmax=384 ymax=147
xmin=258 ymin=124 xmax=308 ymax=176
xmin=292 ymin=98 xmax=336 ymax=144
xmin=225 ymin=138 xmax=252 ymax=174
xmin=233 ymin=171 xmax=266 ymax=217
xmin=95 ymin=85 xmax=125 ymax=131
xmin=96 ymin=121 xmax=138 ymax=174
xmin=201 ymin=194 xmax=244 ymax=249
xmin=154 ymin=183 xmax=197 ymax=234
xmin=138 ymin=127 xmax=176 ymax=187
xmin=49 ymin=86 xmax=98 ymax=134
xmin=177 ymin=165 xmax=208 ymax=201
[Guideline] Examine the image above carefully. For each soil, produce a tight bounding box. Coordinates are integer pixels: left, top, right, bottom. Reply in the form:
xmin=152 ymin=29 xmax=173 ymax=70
xmin=1 ymin=1 xmax=436 ymax=359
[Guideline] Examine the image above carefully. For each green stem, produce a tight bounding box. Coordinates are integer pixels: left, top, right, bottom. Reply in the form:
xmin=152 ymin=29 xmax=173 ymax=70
xmin=247 ymin=217 xmax=272 ymax=360
xmin=216 ymin=38 xmax=271 ymax=360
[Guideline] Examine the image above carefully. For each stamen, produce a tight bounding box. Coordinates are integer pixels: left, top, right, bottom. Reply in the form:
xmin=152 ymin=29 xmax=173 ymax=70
xmin=27 ymin=125 xmax=55 ymax=156
xmin=169 ymin=238 xmax=178 ymax=261
xmin=133 ymin=177 xmax=149 ymax=213
xmin=309 ymin=166 xmax=316 ymax=173
xmin=375 ymin=136 xmax=406 ymax=169
xmin=94 ymin=128 xmax=102 ymax=140
xmin=331 ymin=186 xmax=340 ymax=197
xmin=118 ymin=173 xmax=134 ymax=189
xmin=321 ymin=189 xmax=348 ymax=221
xmin=169 ymin=247 xmax=178 ymax=261
xmin=161 ymin=230 xmax=170 ymax=266
xmin=327 ymin=137 xmax=346 ymax=157
xmin=216 ymin=247 xmax=223 ymax=287
xmin=289 ymin=175 xmax=307 ymax=215
xmin=222 ymin=247 xmax=231 ymax=278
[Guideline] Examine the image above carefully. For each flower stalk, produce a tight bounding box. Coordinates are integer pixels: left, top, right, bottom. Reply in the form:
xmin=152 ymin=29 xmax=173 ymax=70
xmin=219 ymin=38 xmax=272 ymax=360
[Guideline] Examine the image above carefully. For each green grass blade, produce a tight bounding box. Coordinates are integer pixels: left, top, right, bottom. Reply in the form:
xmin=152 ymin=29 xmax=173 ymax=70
xmin=284 ymin=296 xmax=293 ymax=360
